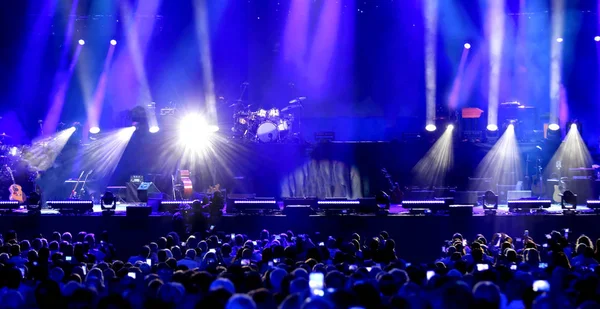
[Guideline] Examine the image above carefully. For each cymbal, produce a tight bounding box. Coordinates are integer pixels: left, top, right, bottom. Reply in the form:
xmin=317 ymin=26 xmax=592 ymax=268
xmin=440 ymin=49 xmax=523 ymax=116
xmin=229 ymin=103 xmax=252 ymax=108
xmin=289 ymin=97 xmax=307 ymax=104
xmin=281 ymin=104 xmax=303 ymax=112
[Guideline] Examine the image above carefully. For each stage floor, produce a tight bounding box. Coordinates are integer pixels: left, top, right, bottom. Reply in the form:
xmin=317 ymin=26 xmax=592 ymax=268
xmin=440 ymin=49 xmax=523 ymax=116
xmin=19 ymin=202 xmax=597 ymax=216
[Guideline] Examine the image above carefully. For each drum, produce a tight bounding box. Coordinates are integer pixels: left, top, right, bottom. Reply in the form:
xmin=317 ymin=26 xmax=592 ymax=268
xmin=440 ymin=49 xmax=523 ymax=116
xmin=256 ymin=109 xmax=267 ymax=118
xmin=256 ymin=122 xmax=279 ymax=142
xmin=268 ymin=108 xmax=280 ymax=119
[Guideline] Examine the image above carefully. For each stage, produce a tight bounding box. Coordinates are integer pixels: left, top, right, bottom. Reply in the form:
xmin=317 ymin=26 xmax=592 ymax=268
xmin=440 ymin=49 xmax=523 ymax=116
xmin=1 ymin=202 xmax=598 ymax=263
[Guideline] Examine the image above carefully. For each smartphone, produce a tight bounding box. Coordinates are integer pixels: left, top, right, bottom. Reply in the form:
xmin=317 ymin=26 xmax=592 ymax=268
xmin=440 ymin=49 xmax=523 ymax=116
xmin=349 ymin=265 xmax=358 ymax=271
xmin=181 ymin=242 xmax=185 ymax=247
xmin=127 ymin=272 xmax=136 ymax=279
xmin=543 ymin=244 xmax=548 ymax=248
xmin=208 ymin=249 xmax=216 ymax=254
xmin=462 ymin=239 xmax=467 ymax=246
xmin=230 ymin=233 xmax=235 ymax=239
xmin=146 ymin=258 xmax=152 ymax=265
xmin=66 ymin=256 xmax=72 ymax=261
xmin=273 ymin=258 xmax=280 ymax=263
xmin=309 ymin=273 xmax=325 ymax=296
xmin=207 ymin=259 xmax=216 ymax=264
xmin=533 ymin=280 xmax=550 ymax=292
xmin=81 ymin=266 xmax=87 ymax=275
xmin=275 ymin=235 xmax=280 ymax=240
xmin=241 ymin=259 xmax=250 ymax=266
xmin=545 ymin=234 xmax=551 ymax=240
xmin=564 ymin=228 xmax=570 ymax=233
xmin=33 ymin=261 xmax=38 ymax=266
xmin=406 ymin=263 xmax=411 ymax=267
xmin=539 ymin=262 xmax=548 ymax=269
xmin=252 ymin=241 xmax=257 ymax=246
xmin=366 ymin=267 xmax=372 ymax=272
xmin=268 ymin=261 xmax=274 ymax=268
xmin=441 ymin=246 xmax=446 ymax=253
xmin=319 ymin=242 xmax=324 ymax=247
xmin=18 ymin=267 xmax=25 ymax=277
xmin=426 ymin=270 xmax=435 ymax=280
xmin=209 ymin=225 xmax=215 ymax=231
xmin=516 ymin=237 xmax=522 ymax=242
xmin=476 ymin=264 xmax=489 ymax=271
xmin=524 ymin=230 xmax=529 ymax=237
xmin=510 ymin=265 xmax=517 ymax=271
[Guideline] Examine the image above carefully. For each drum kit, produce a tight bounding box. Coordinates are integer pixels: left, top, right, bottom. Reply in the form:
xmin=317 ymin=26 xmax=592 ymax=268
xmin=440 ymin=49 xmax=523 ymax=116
xmin=231 ymin=97 xmax=306 ymax=143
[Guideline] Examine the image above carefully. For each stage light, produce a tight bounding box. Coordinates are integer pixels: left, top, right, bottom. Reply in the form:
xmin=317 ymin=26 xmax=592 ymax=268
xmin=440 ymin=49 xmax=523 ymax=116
xmin=447 ymin=124 xmax=454 ymax=131
xmin=486 ymin=124 xmax=498 ymax=132
xmin=595 ymin=36 xmax=600 ymax=42
xmin=561 ymin=190 xmax=577 ymax=210
xmin=89 ymin=127 xmax=100 ymax=134
xmin=486 ymin=1 xmax=505 ymax=138
xmin=149 ymin=126 xmax=160 ymax=133
xmin=464 ymin=43 xmax=471 ymax=49
xmin=101 ymin=191 xmax=117 ymax=212
xmin=483 ymin=191 xmax=498 ymax=209
xmin=425 ymin=124 xmax=437 ymax=132
xmin=110 ymin=39 xmax=117 ymax=46
xmin=179 ymin=114 xmax=219 ymax=150
xmin=570 ymin=123 xmax=577 ymax=132
xmin=548 ymin=123 xmax=560 ymax=131
xmin=556 ymin=37 xmax=563 ymax=43
xmin=78 ymin=39 xmax=85 ymax=46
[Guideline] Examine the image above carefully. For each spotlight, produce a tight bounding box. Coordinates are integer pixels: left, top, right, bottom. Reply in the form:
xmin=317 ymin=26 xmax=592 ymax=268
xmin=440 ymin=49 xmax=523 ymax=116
xmin=447 ymin=124 xmax=454 ymax=131
xmin=78 ymin=39 xmax=85 ymax=46
xmin=149 ymin=126 xmax=160 ymax=134
xmin=89 ymin=127 xmax=100 ymax=134
xmin=101 ymin=191 xmax=117 ymax=213
xmin=548 ymin=123 xmax=560 ymax=131
xmin=425 ymin=124 xmax=437 ymax=132
xmin=26 ymin=192 xmax=41 ymax=215
xmin=464 ymin=43 xmax=471 ymax=49
xmin=110 ymin=39 xmax=117 ymax=46
xmin=556 ymin=38 xmax=563 ymax=43
xmin=483 ymin=191 xmax=498 ymax=210
xmin=179 ymin=114 xmax=219 ymax=148
xmin=486 ymin=124 xmax=498 ymax=132
xmin=561 ymin=190 xmax=577 ymax=208
xmin=595 ymin=36 xmax=600 ymax=42
xmin=570 ymin=123 xmax=577 ymax=131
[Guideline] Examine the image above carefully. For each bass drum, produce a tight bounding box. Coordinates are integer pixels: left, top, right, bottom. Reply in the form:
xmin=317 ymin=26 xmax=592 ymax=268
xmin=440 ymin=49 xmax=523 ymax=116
xmin=256 ymin=122 xmax=279 ymax=143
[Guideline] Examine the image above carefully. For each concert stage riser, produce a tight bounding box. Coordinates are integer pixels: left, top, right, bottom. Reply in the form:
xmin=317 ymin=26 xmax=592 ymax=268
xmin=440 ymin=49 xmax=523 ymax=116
xmin=0 ymin=214 xmax=595 ymax=263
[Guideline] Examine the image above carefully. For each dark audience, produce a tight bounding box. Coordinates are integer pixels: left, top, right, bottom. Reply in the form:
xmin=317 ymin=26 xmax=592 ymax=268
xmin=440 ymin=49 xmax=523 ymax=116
xmin=0 ymin=227 xmax=597 ymax=309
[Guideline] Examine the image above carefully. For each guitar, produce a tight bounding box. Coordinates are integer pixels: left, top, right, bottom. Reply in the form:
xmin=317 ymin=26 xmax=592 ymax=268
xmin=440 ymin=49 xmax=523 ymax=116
xmin=5 ymin=166 xmax=24 ymax=203
xmin=552 ymin=161 xmax=564 ymax=203
xmin=381 ymin=168 xmax=403 ymax=203
xmin=69 ymin=171 xmax=85 ymax=199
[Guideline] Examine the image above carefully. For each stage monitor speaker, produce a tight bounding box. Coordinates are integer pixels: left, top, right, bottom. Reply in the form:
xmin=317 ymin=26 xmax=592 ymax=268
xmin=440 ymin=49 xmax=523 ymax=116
xmin=137 ymin=182 xmax=160 ymax=203
xmin=126 ymin=206 xmax=152 ymax=217
xmin=283 ymin=205 xmax=313 ymax=217
xmin=449 ymin=205 xmax=473 ymax=217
